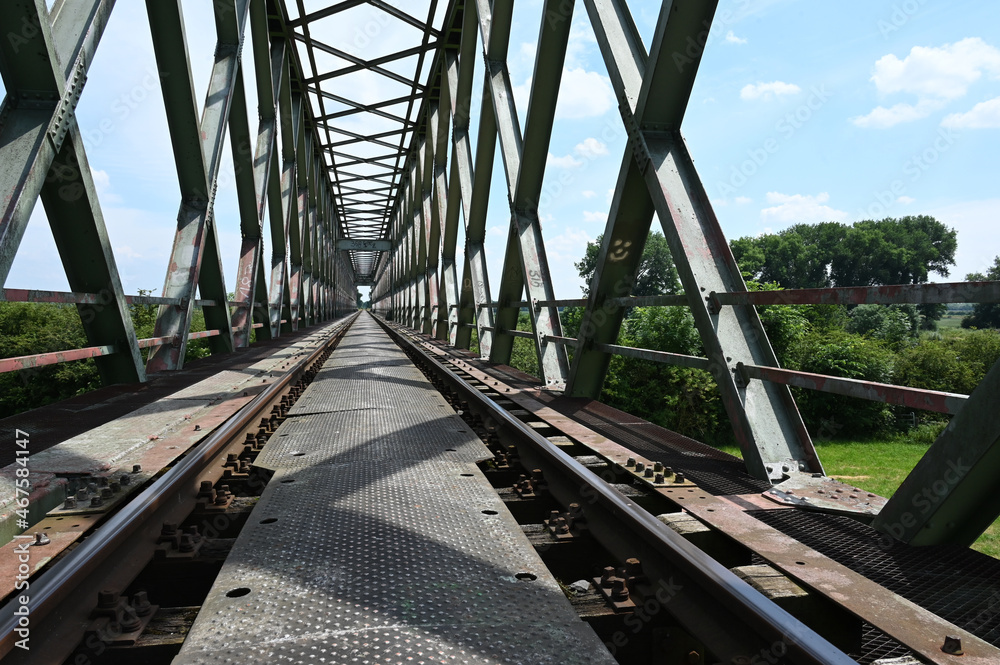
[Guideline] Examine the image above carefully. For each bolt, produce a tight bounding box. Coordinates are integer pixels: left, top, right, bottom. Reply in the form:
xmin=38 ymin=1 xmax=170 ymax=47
xmin=942 ymin=636 xmax=964 ymax=655
xmin=655 ymin=473 xmax=665 ymax=483
xmin=600 ymin=566 xmax=616 ymax=588
xmin=635 ymin=462 xmax=645 ymax=473
xmin=549 ymin=510 xmax=561 ymax=522
xmin=664 ymin=466 xmax=674 ymax=475
xmin=653 ymin=462 xmax=664 ymax=472
xmin=97 ymin=590 xmax=119 ymax=609
xmin=194 ymin=424 xmax=201 ymax=431
xmin=132 ymin=591 xmax=152 ymax=617
xmin=610 ymin=578 xmax=629 ymax=601
xmin=160 ymin=523 xmax=178 ymax=536
xmin=179 ymin=534 xmax=196 ymax=553
xmin=625 ymin=558 xmax=642 ymax=577
xmin=626 ymin=457 xmax=636 ymax=467
xmin=101 ymin=488 xmax=113 ymax=499
xmin=674 ymin=472 xmax=686 ymax=483
xmin=132 ymin=464 xmax=142 ymax=474
xmin=33 ymin=532 xmax=50 ymax=546
xmin=120 ymin=474 xmax=131 ymax=486
xmin=119 ymin=605 xmax=142 ymax=632
xmin=687 ymin=651 xmax=700 ymax=664
xmin=64 ymin=497 xmax=78 ymax=509
xmin=644 ymin=467 xmax=654 ymax=478
xmin=90 ymin=496 xmax=103 ymax=507
xmin=554 ymin=517 xmax=570 ymax=534
xmin=76 ymin=489 xmax=88 ymax=501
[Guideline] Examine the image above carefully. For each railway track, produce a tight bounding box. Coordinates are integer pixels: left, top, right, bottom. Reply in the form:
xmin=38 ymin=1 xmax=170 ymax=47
xmin=2 ymin=311 xmax=996 ymax=664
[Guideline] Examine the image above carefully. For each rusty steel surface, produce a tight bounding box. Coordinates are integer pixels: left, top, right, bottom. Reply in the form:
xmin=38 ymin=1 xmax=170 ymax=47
xmin=394 ymin=323 xmax=1000 ymax=664
xmin=711 ymin=281 xmax=1000 ymax=307
xmin=0 ymin=344 xmax=117 ymax=373
xmin=383 ymin=317 xmax=858 ymax=665
xmin=0 ymin=314 xmax=356 ymax=661
xmin=739 ymin=363 xmax=969 ymax=415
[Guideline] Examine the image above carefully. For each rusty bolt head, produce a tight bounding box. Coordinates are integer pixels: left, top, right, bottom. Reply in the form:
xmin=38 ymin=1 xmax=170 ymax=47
xmin=626 ymin=457 xmax=636 ymax=467
xmin=119 ymin=605 xmax=142 ymax=632
xmin=179 ymin=534 xmax=196 ymax=553
xmin=549 ymin=510 xmax=561 ymax=522
xmin=611 ymin=578 xmax=629 ymax=601
xmin=674 ymin=472 xmax=686 ymax=483
xmin=97 ymin=590 xmax=119 ymax=608
xmin=625 ymin=558 xmax=642 ymax=576
xmin=194 ymin=424 xmax=201 ymax=431
xmin=33 ymin=532 xmax=50 ymax=546
xmin=120 ymin=474 xmax=131 ymax=486
xmin=568 ymin=503 xmax=582 ymax=516
xmin=664 ymin=466 xmax=674 ymax=475
xmin=600 ymin=566 xmax=616 ymax=587
xmin=555 ymin=517 xmax=570 ymax=534
xmin=132 ymin=591 xmax=152 ymax=616
xmin=90 ymin=496 xmax=103 ymax=507
xmin=76 ymin=489 xmax=88 ymax=501
xmin=655 ymin=473 xmax=665 ymax=483
xmin=653 ymin=461 xmax=664 ymax=472
xmin=132 ymin=464 xmax=142 ymax=474
xmin=101 ymin=488 xmax=114 ymax=500
xmin=160 ymin=522 xmax=178 ymax=535
xmin=64 ymin=497 xmax=78 ymax=509
xmin=644 ymin=467 xmax=654 ymax=478
xmin=942 ymin=635 xmax=964 ymax=655
xmin=635 ymin=462 xmax=645 ymax=473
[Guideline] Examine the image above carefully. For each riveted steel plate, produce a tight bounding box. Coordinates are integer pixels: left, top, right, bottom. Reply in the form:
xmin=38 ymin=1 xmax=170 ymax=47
xmin=174 ymin=461 xmax=614 ymax=664
xmin=255 ymin=409 xmax=491 ymax=469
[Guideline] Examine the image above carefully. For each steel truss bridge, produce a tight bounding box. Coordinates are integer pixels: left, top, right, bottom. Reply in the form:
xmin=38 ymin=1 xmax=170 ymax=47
xmin=1 ymin=0 xmax=999 ymax=664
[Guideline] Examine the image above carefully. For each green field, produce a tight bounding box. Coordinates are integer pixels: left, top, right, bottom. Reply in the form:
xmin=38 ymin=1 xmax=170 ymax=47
xmin=719 ymin=428 xmax=1000 ymax=559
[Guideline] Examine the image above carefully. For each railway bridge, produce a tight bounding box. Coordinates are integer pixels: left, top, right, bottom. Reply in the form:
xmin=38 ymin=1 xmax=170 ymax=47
xmin=1 ymin=1 xmax=999 ymax=664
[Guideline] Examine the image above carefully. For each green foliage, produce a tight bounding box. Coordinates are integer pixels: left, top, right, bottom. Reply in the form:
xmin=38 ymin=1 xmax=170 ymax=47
xmin=846 ymin=304 xmax=918 ymax=351
xmin=746 ymin=281 xmax=810 ymax=362
xmin=576 ymin=231 xmax=681 ymax=297
xmin=731 ymin=217 xmax=957 ymax=292
xmin=785 ymin=331 xmax=897 ymax=436
xmin=0 ymin=302 xmax=100 ymax=418
xmin=505 ymin=312 xmax=539 ymax=378
xmin=962 ymin=256 xmax=1000 ymax=329
xmin=894 ymin=330 xmax=1000 ymax=395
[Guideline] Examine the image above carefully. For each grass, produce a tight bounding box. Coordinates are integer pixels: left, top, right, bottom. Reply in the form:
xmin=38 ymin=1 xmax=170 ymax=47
xmin=717 ymin=425 xmax=1000 ymax=558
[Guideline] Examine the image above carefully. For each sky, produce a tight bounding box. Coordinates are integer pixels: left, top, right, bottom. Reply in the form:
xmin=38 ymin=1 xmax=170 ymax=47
xmin=4 ymin=0 xmax=999 ymax=304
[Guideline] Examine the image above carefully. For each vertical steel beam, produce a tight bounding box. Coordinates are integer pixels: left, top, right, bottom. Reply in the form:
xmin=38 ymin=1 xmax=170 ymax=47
xmin=874 ymin=358 xmax=1000 ymax=546
xmin=230 ymin=1 xmax=282 ymax=347
xmin=144 ymin=0 xmax=248 ymax=372
xmin=0 ymin=0 xmax=145 ymax=384
xmin=570 ymin=0 xmax=819 ymax=480
xmin=476 ymin=0 xmax=571 ymax=387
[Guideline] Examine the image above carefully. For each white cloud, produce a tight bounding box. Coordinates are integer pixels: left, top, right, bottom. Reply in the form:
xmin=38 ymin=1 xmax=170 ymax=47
xmin=740 ymin=81 xmax=801 ymax=101
xmin=760 ymin=192 xmax=848 ymax=225
xmin=942 ymin=96 xmax=1000 ymax=128
xmin=575 ymin=137 xmax=608 ymax=159
xmin=548 ymin=152 xmax=584 ymax=169
xmin=897 ymin=195 xmax=916 ymax=204
xmin=582 ymin=190 xmax=596 ymax=198
xmin=556 ymin=68 xmax=616 ymax=118
xmin=725 ymin=30 xmax=747 ymax=45
xmin=926 ymin=199 xmax=1000 ymax=280
xmin=852 ymin=99 xmax=945 ymax=128
xmin=735 ymin=196 xmax=752 ymax=205
xmin=854 ymin=38 xmax=1000 ymax=128
xmin=582 ymin=211 xmax=607 ymax=224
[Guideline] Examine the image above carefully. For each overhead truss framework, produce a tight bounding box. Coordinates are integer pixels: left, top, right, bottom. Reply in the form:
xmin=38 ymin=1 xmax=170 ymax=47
xmin=369 ymin=0 xmax=1000 ymax=550
xmin=2 ymin=0 xmax=1000 ymax=548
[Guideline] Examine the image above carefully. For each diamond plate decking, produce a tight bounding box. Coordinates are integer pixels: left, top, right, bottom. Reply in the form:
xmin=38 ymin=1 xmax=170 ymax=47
xmin=173 ymin=314 xmax=615 ymax=665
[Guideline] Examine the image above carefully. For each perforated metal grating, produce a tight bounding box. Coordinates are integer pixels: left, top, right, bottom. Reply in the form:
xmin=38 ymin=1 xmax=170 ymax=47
xmin=751 ymin=509 xmax=1000 ymax=649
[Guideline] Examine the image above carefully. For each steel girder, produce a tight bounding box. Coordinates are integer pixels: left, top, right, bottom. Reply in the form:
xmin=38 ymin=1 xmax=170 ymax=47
xmin=562 ymin=0 xmax=821 ymax=480
xmin=0 ymin=0 xmax=145 ymax=385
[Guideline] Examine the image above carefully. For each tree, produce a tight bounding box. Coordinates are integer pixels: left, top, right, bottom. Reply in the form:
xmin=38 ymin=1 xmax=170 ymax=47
xmin=731 ymin=217 xmax=957 ymax=290
xmin=962 ymin=256 xmax=1000 ymax=329
xmin=576 ymin=231 xmax=681 ymax=297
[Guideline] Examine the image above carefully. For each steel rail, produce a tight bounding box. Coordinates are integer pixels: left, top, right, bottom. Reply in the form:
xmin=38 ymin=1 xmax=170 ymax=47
xmin=0 ymin=313 xmax=359 ymax=658
xmin=379 ymin=317 xmax=856 ymax=665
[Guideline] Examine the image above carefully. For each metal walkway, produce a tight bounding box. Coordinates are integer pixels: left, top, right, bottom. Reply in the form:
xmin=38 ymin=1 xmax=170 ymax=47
xmin=173 ymin=312 xmax=615 ymax=664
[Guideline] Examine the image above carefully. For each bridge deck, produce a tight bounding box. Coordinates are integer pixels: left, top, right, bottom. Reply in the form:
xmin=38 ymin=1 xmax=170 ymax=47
xmin=173 ymin=312 xmax=615 ymax=665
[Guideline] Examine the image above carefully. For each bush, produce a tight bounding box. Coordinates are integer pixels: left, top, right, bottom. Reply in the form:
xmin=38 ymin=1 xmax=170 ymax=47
xmin=895 ymin=329 xmax=1000 ymax=395
xmin=786 ymin=331 xmax=897 ymax=436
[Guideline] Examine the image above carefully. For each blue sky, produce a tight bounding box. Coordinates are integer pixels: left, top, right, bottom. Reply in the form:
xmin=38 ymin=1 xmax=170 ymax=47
xmin=5 ymin=0 xmax=999 ymax=303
